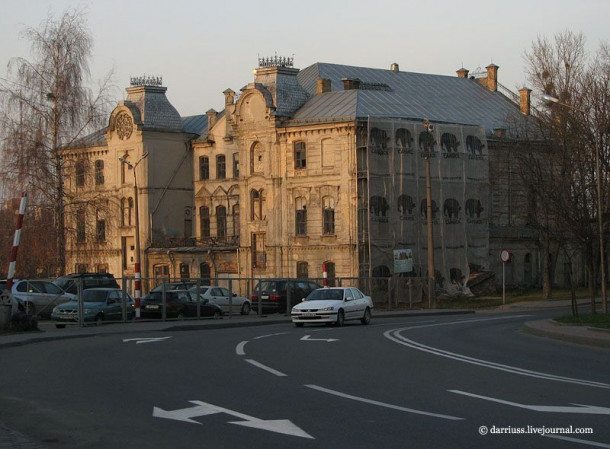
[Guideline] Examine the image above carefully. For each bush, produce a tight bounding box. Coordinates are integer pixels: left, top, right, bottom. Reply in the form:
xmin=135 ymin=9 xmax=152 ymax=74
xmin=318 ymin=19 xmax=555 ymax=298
xmin=10 ymin=311 xmax=39 ymax=332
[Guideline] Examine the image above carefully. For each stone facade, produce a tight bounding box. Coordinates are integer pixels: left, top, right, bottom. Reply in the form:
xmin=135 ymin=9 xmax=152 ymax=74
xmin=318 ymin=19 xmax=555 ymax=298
xmin=61 ymin=60 xmax=567 ymax=295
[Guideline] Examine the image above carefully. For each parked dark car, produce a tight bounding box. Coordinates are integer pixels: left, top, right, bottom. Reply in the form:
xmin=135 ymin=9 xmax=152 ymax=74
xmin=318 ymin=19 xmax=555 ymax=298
xmin=53 ymin=273 xmax=119 ymax=295
xmin=140 ymin=290 xmax=222 ymax=319
xmin=251 ymin=279 xmax=321 ymax=314
xmin=51 ymin=288 xmax=134 ymax=328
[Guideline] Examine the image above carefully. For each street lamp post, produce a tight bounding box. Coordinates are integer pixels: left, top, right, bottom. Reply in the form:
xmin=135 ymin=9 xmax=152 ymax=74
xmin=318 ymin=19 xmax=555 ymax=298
xmin=423 ymin=119 xmax=436 ymax=308
xmin=120 ymin=152 xmax=148 ymax=319
xmin=542 ymin=94 xmax=607 ymax=313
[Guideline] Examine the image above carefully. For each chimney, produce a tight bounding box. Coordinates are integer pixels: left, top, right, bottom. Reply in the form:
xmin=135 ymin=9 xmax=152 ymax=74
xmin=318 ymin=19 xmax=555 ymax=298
xmin=206 ymin=109 xmax=218 ymax=128
xmin=341 ymin=78 xmax=361 ymax=90
xmin=317 ymin=78 xmax=332 ymax=94
xmin=519 ymin=87 xmax=532 ymax=115
xmin=390 ymin=63 xmax=399 ymax=73
xmin=486 ymin=63 xmax=499 ymax=92
xmin=456 ymin=67 xmax=469 ymax=79
xmin=223 ymin=88 xmax=236 ymax=106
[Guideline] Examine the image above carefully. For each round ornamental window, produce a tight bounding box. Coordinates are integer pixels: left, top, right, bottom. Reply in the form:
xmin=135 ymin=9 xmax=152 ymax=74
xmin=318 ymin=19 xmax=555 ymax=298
xmin=116 ymin=113 xmax=133 ymax=140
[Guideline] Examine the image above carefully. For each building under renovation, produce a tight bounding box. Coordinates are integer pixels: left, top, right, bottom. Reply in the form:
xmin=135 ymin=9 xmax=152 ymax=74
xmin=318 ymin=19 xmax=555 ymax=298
xmin=60 ymin=58 xmax=567 ymax=299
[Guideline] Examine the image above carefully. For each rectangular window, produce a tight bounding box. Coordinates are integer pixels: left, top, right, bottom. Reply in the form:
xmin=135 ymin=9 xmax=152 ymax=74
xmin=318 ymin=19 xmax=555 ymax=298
xmin=95 ymin=160 xmax=105 ymax=185
xmin=323 ymin=208 xmax=335 ymax=235
xmin=200 ymin=207 xmax=210 ymax=238
xmin=297 ymin=262 xmax=308 ymax=279
xmin=217 ymin=155 xmax=226 ymax=179
xmin=76 ymin=160 xmax=85 ymax=187
xmin=96 ymin=219 xmax=106 ymax=242
xmin=233 ymin=153 xmax=239 ymax=178
xmin=294 ymin=142 xmax=306 ymax=169
xmin=199 ymin=156 xmax=209 ymax=180
xmin=295 ymin=209 xmax=307 ymax=236
xmin=76 ymin=209 xmax=86 ymax=243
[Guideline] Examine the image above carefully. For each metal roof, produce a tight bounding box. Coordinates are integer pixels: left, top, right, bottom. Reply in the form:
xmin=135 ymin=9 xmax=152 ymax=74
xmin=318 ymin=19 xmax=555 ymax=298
xmin=293 ymin=63 xmax=524 ymax=134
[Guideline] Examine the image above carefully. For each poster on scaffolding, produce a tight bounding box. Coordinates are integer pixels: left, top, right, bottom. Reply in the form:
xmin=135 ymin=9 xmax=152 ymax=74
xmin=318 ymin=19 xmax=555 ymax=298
xmin=393 ymin=249 xmax=413 ymax=273
xmin=366 ymin=118 xmax=489 ymax=295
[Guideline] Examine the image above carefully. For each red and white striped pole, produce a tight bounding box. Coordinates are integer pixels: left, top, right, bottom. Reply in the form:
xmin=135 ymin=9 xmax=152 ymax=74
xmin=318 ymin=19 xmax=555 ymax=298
xmin=322 ymin=262 xmax=327 ymax=287
xmin=134 ymin=263 xmax=141 ymax=319
xmin=7 ymin=192 xmax=27 ymax=311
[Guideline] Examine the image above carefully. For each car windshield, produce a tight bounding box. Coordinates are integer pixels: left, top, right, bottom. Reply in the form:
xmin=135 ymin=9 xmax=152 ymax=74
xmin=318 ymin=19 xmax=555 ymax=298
xmin=256 ymin=281 xmax=285 ymax=293
xmin=306 ymin=289 xmax=343 ymax=301
xmin=82 ymin=290 xmax=110 ymax=302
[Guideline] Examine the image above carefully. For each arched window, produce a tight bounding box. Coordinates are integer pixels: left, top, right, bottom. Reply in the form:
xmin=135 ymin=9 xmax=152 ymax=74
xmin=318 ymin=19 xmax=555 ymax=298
xmin=251 ymin=189 xmax=265 ymax=220
xmin=370 ymin=128 xmax=388 ymax=149
xmin=216 ymin=205 xmax=227 ymax=238
xmin=200 ymin=206 xmax=210 ymax=238
xmin=395 ymin=128 xmax=412 ymax=150
xmin=128 ymin=198 xmax=134 ymax=226
xmin=120 ymin=198 xmax=127 ymax=226
xmin=295 ymin=197 xmax=307 ymax=236
xmin=250 ymin=142 xmax=264 ymax=173
xmin=294 ymin=141 xmax=306 ymax=169
xmin=200 ymin=263 xmax=211 ymax=283
xmin=322 ymin=197 xmax=335 ymax=235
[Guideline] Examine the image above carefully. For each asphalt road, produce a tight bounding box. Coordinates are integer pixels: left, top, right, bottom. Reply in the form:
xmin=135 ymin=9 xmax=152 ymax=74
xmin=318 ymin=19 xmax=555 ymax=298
xmin=0 ymin=309 xmax=608 ymax=448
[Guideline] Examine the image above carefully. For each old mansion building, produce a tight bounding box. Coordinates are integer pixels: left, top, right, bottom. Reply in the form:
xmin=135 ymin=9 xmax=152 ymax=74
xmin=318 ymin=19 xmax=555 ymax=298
xmin=60 ymin=58 xmax=561 ymax=295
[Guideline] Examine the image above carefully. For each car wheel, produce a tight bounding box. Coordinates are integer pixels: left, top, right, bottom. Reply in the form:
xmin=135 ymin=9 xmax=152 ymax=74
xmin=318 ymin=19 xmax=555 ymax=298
xmin=361 ymin=307 xmax=371 ymax=325
xmin=295 ymin=322 xmax=304 ymax=328
xmin=55 ymin=324 xmax=66 ymax=329
xmin=335 ymin=309 xmax=345 ymax=327
xmin=177 ymin=311 xmax=185 ymax=320
xmin=213 ymin=310 xmax=221 ymax=319
xmin=95 ymin=314 xmax=103 ymax=326
xmin=241 ymin=302 xmax=251 ymax=315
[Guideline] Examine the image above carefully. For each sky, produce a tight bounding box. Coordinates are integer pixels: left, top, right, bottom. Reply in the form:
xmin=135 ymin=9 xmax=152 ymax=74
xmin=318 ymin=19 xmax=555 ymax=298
xmin=1 ymin=0 xmax=609 ymax=117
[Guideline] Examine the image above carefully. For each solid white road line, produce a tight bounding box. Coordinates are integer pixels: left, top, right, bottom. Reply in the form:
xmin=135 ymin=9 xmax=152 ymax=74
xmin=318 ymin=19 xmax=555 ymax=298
xmin=384 ymin=317 xmax=610 ymax=390
xmin=245 ymin=359 xmax=288 ymax=377
xmin=305 ymin=384 xmax=463 ymax=420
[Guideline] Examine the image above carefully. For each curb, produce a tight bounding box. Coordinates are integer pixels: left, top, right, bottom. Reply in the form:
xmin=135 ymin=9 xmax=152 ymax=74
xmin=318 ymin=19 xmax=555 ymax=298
xmin=522 ymin=319 xmax=610 ymax=349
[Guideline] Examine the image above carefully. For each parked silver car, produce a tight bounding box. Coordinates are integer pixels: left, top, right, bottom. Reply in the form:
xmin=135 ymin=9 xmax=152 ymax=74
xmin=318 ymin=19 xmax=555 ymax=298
xmin=2 ymin=279 xmax=76 ymax=318
xmin=189 ymin=286 xmax=251 ymax=315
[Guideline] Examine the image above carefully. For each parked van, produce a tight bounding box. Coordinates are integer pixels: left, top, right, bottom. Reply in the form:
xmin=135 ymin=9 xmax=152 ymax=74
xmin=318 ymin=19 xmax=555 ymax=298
xmin=251 ymin=279 xmax=321 ymax=314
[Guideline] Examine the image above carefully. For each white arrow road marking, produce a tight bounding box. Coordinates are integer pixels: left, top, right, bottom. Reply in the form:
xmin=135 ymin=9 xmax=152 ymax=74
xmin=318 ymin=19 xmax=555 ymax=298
xmin=307 ymin=385 xmax=463 ymax=420
xmin=153 ymin=400 xmax=314 ymax=439
xmin=301 ymin=335 xmax=338 ymax=342
xmin=122 ymin=337 xmax=173 ymax=344
xmin=450 ymin=390 xmax=610 ymax=415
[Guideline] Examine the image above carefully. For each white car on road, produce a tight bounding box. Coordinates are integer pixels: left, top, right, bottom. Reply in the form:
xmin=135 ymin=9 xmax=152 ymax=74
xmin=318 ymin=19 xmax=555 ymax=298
xmin=291 ymin=287 xmax=373 ymax=327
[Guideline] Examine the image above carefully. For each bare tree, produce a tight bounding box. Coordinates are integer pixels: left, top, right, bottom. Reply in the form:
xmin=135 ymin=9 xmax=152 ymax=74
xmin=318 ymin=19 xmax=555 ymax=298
xmin=521 ymin=31 xmax=610 ymax=314
xmin=0 ymin=8 xmax=115 ymax=276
